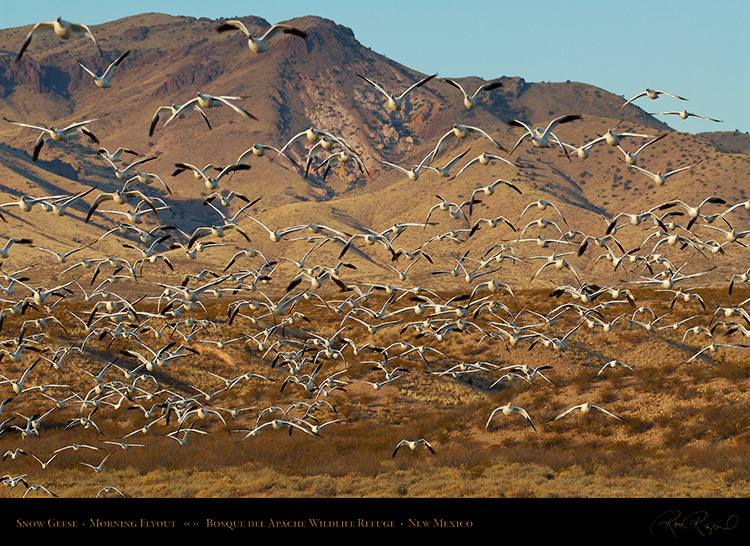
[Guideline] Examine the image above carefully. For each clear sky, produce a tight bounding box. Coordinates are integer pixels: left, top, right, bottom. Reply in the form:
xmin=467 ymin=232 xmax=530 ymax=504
xmin=3 ymin=1 xmax=748 ymax=134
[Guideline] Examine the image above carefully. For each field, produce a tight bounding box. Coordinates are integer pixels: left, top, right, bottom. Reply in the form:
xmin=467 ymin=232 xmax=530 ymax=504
xmin=2 ymin=284 xmax=750 ymax=500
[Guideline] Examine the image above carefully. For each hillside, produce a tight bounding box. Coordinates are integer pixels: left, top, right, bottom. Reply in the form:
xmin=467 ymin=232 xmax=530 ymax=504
xmin=0 ymin=15 xmax=746 ymax=292
xmin=0 ymin=14 xmax=749 ymax=505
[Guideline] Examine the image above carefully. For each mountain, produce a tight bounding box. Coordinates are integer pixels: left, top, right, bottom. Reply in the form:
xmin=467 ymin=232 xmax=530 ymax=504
xmin=0 ymin=13 xmax=747 ymax=288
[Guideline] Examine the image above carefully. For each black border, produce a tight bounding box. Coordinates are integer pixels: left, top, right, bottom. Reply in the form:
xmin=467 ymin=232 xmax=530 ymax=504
xmin=3 ymin=497 xmax=749 ymax=538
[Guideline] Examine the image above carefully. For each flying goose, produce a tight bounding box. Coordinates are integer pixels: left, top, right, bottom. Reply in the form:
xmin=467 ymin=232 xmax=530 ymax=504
xmin=356 ymin=72 xmax=437 ymax=112
xmin=77 ymin=50 xmax=130 ymax=88
xmin=485 ymin=404 xmax=536 ymax=431
xmin=16 ymin=16 xmax=104 ymax=63
xmin=549 ymin=402 xmax=625 ymax=422
xmin=216 ymin=20 xmax=307 ymax=53
xmin=392 ymin=438 xmax=435 ymax=457
xmin=618 ymin=88 xmax=687 ymax=109
xmin=443 ymin=78 xmax=503 ymax=109
xmin=650 ymin=109 xmax=722 ymax=123
xmin=4 ymin=117 xmax=99 ymax=162
xmin=164 ymin=93 xmax=257 ymax=129
xmin=149 ymin=103 xmax=211 ymax=136
xmin=508 ymin=115 xmax=581 ymax=157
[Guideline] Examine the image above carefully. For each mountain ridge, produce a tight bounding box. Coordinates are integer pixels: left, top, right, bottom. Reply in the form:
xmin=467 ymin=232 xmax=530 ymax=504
xmin=0 ymin=13 xmax=745 ymax=289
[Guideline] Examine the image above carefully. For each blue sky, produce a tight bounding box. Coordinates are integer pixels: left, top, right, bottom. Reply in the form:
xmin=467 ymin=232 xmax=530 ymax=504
xmin=4 ymin=1 xmax=748 ymax=134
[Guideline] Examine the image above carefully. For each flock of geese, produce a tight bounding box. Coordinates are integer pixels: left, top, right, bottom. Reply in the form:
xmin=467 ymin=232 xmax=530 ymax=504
xmin=0 ymin=15 xmax=745 ymax=499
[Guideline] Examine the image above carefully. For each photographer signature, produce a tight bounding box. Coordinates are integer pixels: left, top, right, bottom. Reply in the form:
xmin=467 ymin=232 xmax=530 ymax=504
xmin=650 ymin=510 xmax=738 ymax=538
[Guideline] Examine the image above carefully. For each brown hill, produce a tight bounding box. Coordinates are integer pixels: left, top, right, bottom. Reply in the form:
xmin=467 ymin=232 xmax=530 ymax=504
xmin=0 ymin=12 xmax=747 ymax=290
xmin=698 ymin=130 xmax=750 ymax=156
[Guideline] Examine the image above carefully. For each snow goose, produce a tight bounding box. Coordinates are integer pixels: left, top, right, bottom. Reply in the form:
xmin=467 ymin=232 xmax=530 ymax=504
xmin=0 ymin=358 xmax=39 ymax=393
xmin=99 ymin=154 xmax=157 ymax=180
xmin=16 ymin=16 xmax=104 ymax=63
xmin=236 ymin=143 xmax=299 ymax=168
xmin=77 ymin=50 xmax=130 ymax=88
xmin=357 ymin=72 xmax=437 ymax=112
xmin=84 ymin=189 xmax=159 ymax=223
xmin=0 ymin=193 xmax=65 ymax=213
xmin=485 ymin=404 xmax=536 ymax=431
xmin=450 ymin=151 xmax=518 ymax=179
xmin=79 ymin=451 xmax=115 ymax=473
xmin=507 ymin=115 xmax=581 ymax=157
xmin=149 ymin=103 xmax=211 ymax=136
xmin=164 ymin=93 xmax=257 ymax=129
xmin=274 ymin=127 xmax=337 ymax=162
xmin=392 ymin=438 xmax=435 ymax=457
xmin=28 ymin=452 xmax=58 ymax=470
xmin=96 ymin=486 xmax=129 ymax=498
xmin=518 ymin=199 xmax=568 ymax=226
xmin=687 ymin=342 xmax=750 ymax=363
xmin=618 ymin=88 xmax=687 ymax=109
xmin=443 ymin=78 xmax=502 ymax=109
xmin=97 ymin=146 xmax=139 ymax=163
xmin=429 ymin=124 xmax=505 ymax=162
xmin=626 ymin=160 xmax=701 ymax=187
xmin=313 ymin=149 xmax=369 ymax=181
xmin=216 ymin=20 xmax=307 ymax=53
xmin=423 ymin=147 xmax=472 ymax=178
xmin=172 ymin=161 xmax=251 ymax=191
xmin=241 ymin=419 xmax=321 ymax=439
xmin=4 ymin=117 xmax=99 ymax=162
xmin=0 ymin=237 xmax=33 ymax=259
xmin=597 ymin=359 xmax=636 ymax=376
xmin=650 ymin=109 xmax=721 ymax=123
xmin=650 ymin=196 xmax=726 ymax=230
xmin=379 ymin=152 xmax=433 ymax=181
xmin=617 ymin=133 xmax=667 ymax=165
xmin=549 ymin=402 xmax=625 ymax=422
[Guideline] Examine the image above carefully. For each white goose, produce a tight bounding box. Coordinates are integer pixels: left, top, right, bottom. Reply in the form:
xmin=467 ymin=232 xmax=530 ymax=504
xmin=626 ymin=160 xmax=701 ymax=187
xmin=0 ymin=358 xmax=38 ymax=394
xmin=618 ymin=88 xmax=687 ymax=109
xmin=617 ymin=133 xmax=667 ymax=165
xmin=23 ymin=484 xmax=58 ymax=498
xmin=549 ymin=402 xmax=625 ymax=422
xmin=0 ymin=237 xmax=33 ymax=259
xmin=0 ymin=193 xmax=67 ymax=213
xmin=216 ymin=20 xmax=307 ymax=53
xmin=650 ymin=109 xmax=722 ymax=123
xmin=236 ymin=144 xmax=298 ymax=167
xmin=392 ymin=438 xmax=435 ymax=457
xmin=96 ymin=486 xmax=129 ymax=498
xmin=597 ymin=360 xmax=636 ymax=376
xmin=172 ymin=161 xmax=251 ymax=191
xmin=149 ymin=103 xmax=211 ymax=136
xmin=4 ymin=117 xmax=99 ymax=162
xmin=97 ymin=146 xmax=139 ymax=163
xmin=164 ymin=93 xmax=257 ymax=129
xmin=450 ymin=152 xmax=518 ymax=179
xmin=508 ymin=115 xmax=581 ymax=156
xmin=77 ymin=50 xmax=130 ymax=88
xmin=429 ymin=124 xmax=505 ymax=161
xmin=16 ymin=16 xmax=104 ymax=63
xmin=423 ymin=148 xmax=472 ymax=178
xmin=79 ymin=451 xmax=115 ymax=473
xmin=379 ymin=152 xmax=433 ymax=181
xmin=357 ymin=72 xmax=437 ymax=112
xmin=84 ymin=188 xmax=159 ymax=223
xmin=485 ymin=404 xmax=536 ymax=431
xmin=443 ymin=78 xmax=502 ymax=109
xmin=99 ymin=154 xmax=157 ymax=180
